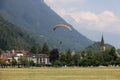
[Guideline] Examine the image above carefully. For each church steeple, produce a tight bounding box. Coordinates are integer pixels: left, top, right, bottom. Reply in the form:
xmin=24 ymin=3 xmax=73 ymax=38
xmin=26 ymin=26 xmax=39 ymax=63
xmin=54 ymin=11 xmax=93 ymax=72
xmin=100 ymin=35 xmax=106 ymax=52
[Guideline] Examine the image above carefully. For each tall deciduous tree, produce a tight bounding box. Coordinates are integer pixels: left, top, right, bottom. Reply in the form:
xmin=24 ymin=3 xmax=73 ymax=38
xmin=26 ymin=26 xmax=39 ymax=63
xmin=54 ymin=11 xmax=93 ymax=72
xmin=50 ymin=49 xmax=59 ymax=64
xmin=108 ymin=47 xmax=117 ymax=60
xmin=12 ymin=59 xmax=17 ymax=67
xmin=18 ymin=56 xmax=29 ymax=67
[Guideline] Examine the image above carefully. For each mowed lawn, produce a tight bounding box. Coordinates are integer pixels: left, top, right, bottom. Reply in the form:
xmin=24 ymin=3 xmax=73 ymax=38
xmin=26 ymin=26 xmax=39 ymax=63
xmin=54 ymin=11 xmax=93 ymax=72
xmin=0 ymin=67 xmax=120 ymax=80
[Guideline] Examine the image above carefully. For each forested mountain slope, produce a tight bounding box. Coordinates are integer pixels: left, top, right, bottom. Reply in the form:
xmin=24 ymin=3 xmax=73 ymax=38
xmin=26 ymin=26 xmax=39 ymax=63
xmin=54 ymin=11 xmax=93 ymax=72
xmin=0 ymin=16 xmax=37 ymax=50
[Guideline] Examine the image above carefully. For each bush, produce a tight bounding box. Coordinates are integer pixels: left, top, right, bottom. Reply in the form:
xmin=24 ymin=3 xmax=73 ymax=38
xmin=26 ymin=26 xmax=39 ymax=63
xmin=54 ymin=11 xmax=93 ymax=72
xmin=53 ymin=60 xmax=62 ymax=67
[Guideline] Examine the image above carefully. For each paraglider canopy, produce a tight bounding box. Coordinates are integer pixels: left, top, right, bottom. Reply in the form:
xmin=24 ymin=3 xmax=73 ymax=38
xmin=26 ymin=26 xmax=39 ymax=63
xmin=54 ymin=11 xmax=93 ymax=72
xmin=52 ymin=23 xmax=72 ymax=31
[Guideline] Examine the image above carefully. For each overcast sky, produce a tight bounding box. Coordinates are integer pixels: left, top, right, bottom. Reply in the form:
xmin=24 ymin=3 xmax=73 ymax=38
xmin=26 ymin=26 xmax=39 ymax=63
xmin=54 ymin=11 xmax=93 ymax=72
xmin=45 ymin=0 xmax=120 ymax=49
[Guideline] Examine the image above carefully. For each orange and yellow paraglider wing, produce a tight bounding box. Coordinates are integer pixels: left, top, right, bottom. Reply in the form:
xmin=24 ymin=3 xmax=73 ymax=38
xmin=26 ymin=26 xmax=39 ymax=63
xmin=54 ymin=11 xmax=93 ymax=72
xmin=52 ymin=24 xmax=72 ymax=31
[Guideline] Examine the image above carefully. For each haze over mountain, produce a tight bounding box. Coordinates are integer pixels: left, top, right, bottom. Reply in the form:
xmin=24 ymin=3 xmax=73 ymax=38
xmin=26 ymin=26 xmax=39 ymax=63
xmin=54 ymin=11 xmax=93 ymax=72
xmin=0 ymin=0 xmax=93 ymax=51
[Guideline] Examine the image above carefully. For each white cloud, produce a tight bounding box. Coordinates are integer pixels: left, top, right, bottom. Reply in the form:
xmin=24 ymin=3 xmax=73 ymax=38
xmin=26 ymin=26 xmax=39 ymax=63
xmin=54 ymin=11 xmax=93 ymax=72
xmin=45 ymin=0 xmax=85 ymax=13
xmin=57 ymin=9 xmax=120 ymax=34
xmin=45 ymin=0 xmax=85 ymax=5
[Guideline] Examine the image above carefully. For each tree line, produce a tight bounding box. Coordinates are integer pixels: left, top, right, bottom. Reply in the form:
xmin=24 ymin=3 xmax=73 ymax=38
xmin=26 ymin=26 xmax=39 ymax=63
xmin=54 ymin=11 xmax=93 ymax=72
xmin=0 ymin=43 xmax=120 ymax=67
xmin=30 ymin=43 xmax=120 ymax=67
xmin=51 ymin=47 xmax=120 ymax=67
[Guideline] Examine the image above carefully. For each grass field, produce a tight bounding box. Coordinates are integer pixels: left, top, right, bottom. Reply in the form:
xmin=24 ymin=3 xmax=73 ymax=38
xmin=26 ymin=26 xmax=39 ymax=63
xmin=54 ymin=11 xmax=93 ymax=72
xmin=0 ymin=67 xmax=120 ymax=80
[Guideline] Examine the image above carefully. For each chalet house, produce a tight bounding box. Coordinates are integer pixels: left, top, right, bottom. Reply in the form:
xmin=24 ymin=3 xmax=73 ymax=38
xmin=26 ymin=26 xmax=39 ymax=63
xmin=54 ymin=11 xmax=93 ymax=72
xmin=0 ymin=50 xmax=50 ymax=65
xmin=33 ymin=54 xmax=50 ymax=65
xmin=11 ymin=50 xmax=32 ymax=62
xmin=0 ymin=51 xmax=13 ymax=64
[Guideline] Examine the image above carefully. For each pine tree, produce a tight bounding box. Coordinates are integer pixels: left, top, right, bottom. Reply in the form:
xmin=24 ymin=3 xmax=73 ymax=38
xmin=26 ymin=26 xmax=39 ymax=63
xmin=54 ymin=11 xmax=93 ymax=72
xmin=41 ymin=43 xmax=49 ymax=54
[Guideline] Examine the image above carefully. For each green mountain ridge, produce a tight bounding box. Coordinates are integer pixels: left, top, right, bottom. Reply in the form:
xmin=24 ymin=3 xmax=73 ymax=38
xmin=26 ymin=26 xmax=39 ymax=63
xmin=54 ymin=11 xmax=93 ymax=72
xmin=0 ymin=15 xmax=37 ymax=50
xmin=84 ymin=42 xmax=114 ymax=53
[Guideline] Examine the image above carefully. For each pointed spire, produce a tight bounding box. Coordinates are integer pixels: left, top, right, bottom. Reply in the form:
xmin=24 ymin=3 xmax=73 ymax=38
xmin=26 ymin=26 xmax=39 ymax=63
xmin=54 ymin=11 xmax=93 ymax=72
xmin=100 ymin=35 xmax=104 ymax=47
xmin=100 ymin=35 xmax=106 ymax=52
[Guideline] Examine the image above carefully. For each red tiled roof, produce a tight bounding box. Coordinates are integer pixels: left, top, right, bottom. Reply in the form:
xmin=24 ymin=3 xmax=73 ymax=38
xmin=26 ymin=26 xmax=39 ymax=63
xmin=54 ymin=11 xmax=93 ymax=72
xmin=1 ymin=56 xmax=8 ymax=61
